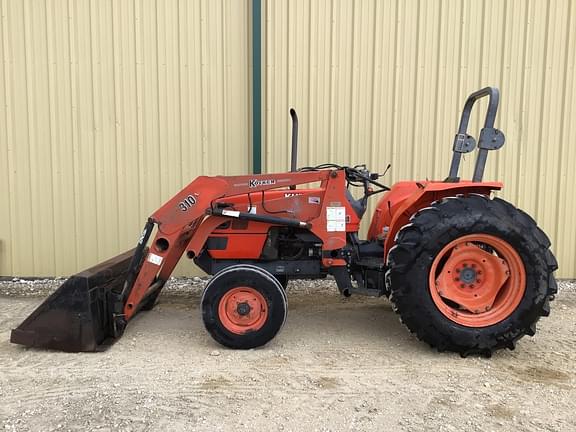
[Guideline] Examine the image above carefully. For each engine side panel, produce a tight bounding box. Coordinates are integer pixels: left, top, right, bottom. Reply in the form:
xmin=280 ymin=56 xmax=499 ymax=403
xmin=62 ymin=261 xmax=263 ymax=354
xmin=198 ymin=185 xmax=363 ymax=262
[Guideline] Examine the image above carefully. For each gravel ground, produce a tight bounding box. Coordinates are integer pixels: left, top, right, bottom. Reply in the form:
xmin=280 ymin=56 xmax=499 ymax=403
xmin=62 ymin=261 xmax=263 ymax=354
xmin=1 ymin=278 xmax=575 ymax=431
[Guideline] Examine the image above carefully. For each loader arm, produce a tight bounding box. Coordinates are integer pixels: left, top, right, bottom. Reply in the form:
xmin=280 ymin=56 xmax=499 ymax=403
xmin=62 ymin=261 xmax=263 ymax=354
xmin=123 ymin=170 xmax=336 ymax=320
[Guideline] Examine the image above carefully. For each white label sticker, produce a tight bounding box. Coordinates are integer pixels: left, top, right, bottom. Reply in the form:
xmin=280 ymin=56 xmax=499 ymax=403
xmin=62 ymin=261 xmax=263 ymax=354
xmin=326 ymin=206 xmax=346 ymax=232
xmin=147 ymin=253 xmax=163 ymax=266
xmin=327 ymin=221 xmax=346 ymax=231
xmin=248 ymin=206 xmax=257 ymax=214
xmin=222 ymin=209 xmax=240 ymax=218
xmin=308 ymin=196 xmax=321 ymax=205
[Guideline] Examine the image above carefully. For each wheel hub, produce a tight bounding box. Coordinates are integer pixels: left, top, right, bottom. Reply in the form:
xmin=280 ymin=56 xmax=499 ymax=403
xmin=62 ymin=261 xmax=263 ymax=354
xmin=435 ymin=242 xmax=510 ymax=313
xmin=459 ymin=266 xmax=477 ymax=284
xmin=429 ymin=234 xmax=526 ymax=327
xmin=236 ymin=302 xmax=251 ymax=316
xmin=218 ymin=287 xmax=268 ymax=334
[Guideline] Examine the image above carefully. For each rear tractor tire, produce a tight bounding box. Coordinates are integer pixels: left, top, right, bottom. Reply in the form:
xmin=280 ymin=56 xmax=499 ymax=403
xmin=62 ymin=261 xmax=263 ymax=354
xmin=387 ymin=195 xmax=557 ymax=357
xmin=201 ymin=265 xmax=287 ymax=349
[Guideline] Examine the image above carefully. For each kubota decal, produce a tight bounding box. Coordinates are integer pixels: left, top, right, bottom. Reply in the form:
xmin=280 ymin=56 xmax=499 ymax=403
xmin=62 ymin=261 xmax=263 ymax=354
xmin=249 ymin=178 xmax=276 ymax=188
xmin=178 ymin=195 xmax=197 ymax=212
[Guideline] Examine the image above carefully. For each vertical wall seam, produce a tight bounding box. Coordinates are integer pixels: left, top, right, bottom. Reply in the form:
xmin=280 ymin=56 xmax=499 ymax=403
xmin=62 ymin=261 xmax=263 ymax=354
xmin=328 ymin=0 xmax=335 ymax=161
xmin=66 ymin=0 xmax=79 ymax=270
xmin=251 ymin=0 xmax=262 ymax=173
xmin=410 ymin=0 xmax=421 ymax=177
xmin=44 ymin=0 xmax=57 ymax=274
xmin=134 ymin=0 xmax=143 ymax=220
xmin=88 ymin=0 xmax=100 ymax=259
xmin=368 ymin=0 xmax=378 ymax=167
xmin=431 ymin=0 xmax=442 ymax=176
xmin=176 ymin=0 xmax=183 ymax=182
xmin=515 ymin=1 xmax=530 ymax=206
xmin=154 ymin=0 xmax=162 ymax=196
xmin=534 ymin=0 xmax=551 ymax=219
xmin=262 ymin=0 xmax=267 ymax=169
xmin=478 ymin=0 xmax=486 ymax=87
xmin=496 ymin=0 xmax=508 ymax=179
xmin=248 ymin=0 xmax=252 ymax=170
xmin=43 ymin=0 xmax=56 ymax=273
xmin=221 ymin=0 xmax=228 ymax=173
xmin=110 ymin=0 xmax=120 ymax=252
xmin=306 ymin=0 xmax=312 ymax=164
xmin=21 ymin=0 xmax=36 ymax=273
xmin=389 ymin=0 xmax=399 ymax=173
xmin=553 ymin=0 xmax=572 ymax=247
xmin=347 ymin=0 xmax=356 ymax=163
xmin=285 ymin=0 xmax=289 ymax=166
xmin=1 ymin=0 xmax=15 ymax=274
xmin=456 ymin=2 xmax=464 ymax=107
xmin=199 ymin=0 xmax=207 ymax=174
xmin=476 ymin=0 xmax=485 ymax=138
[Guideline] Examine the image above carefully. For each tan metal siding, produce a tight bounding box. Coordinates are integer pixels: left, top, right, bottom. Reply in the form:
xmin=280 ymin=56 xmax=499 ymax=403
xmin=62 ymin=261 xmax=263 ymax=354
xmin=263 ymin=0 xmax=576 ymax=278
xmin=0 ymin=0 xmax=251 ymax=276
xmin=2 ymin=0 xmax=575 ymax=279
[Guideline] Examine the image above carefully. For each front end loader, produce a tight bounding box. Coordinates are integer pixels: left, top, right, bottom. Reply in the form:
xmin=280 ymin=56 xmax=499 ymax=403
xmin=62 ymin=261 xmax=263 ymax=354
xmin=11 ymin=87 xmax=558 ymax=357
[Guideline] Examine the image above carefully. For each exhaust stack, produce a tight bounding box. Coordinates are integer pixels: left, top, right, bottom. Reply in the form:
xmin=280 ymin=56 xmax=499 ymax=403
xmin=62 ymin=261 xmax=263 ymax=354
xmin=290 ymin=108 xmax=298 ymax=172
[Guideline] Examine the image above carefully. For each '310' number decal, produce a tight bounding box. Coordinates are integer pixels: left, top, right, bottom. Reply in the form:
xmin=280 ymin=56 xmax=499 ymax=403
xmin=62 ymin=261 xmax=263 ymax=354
xmin=178 ymin=195 xmax=197 ymax=212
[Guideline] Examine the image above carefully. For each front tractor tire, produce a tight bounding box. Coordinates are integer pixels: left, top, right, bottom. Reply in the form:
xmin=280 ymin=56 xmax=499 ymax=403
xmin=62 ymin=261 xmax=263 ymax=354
xmin=387 ymin=195 xmax=558 ymax=357
xmin=202 ymin=265 xmax=287 ymax=349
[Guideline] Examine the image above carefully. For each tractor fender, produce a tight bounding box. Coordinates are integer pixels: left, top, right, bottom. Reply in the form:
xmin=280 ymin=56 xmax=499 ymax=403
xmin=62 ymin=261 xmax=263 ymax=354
xmin=367 ymin=181 xmax=502 ymax=256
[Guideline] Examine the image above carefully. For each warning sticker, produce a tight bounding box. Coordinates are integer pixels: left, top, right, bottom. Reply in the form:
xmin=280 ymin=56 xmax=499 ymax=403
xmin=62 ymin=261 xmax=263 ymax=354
xmin=326 ymin=206 xmax=346 ymax=232
xmin=308 ymin=196 xmax=321 ymax=205
xmin=147 ymin=253 xmax=163 ymax=266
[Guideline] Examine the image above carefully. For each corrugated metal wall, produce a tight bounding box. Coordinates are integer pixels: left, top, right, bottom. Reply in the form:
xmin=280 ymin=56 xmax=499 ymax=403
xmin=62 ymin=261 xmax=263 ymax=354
xmin=0 ymin=0 xmax=251 ymax=276
xmin=263 ymin=0 xmax=576 ymax=278
xmin=2 ymin=0 xmax=576 ymax=278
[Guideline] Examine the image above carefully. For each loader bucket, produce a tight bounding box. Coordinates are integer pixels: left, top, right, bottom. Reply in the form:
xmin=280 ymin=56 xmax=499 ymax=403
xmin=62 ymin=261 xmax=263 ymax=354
xmin=10 ymin=249 xmax=134 ymax=352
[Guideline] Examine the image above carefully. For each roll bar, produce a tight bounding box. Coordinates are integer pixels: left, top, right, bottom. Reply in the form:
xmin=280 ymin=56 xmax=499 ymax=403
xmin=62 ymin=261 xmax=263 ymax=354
xmin=447 ymin=87 xmax=505 ymax=182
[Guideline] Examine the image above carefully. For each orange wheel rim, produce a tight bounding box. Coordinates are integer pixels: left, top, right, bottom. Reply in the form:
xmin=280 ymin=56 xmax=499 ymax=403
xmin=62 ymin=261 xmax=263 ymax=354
xmin=429 ymin=234 xmax=526 ymax=327
xmin=218 ymin=287 xmax=268 ymax=334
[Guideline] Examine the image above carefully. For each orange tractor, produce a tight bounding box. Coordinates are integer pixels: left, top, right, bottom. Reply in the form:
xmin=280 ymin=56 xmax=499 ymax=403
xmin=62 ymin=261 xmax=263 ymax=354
xmin=11 ymin=88 xmax=557 ymax=357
